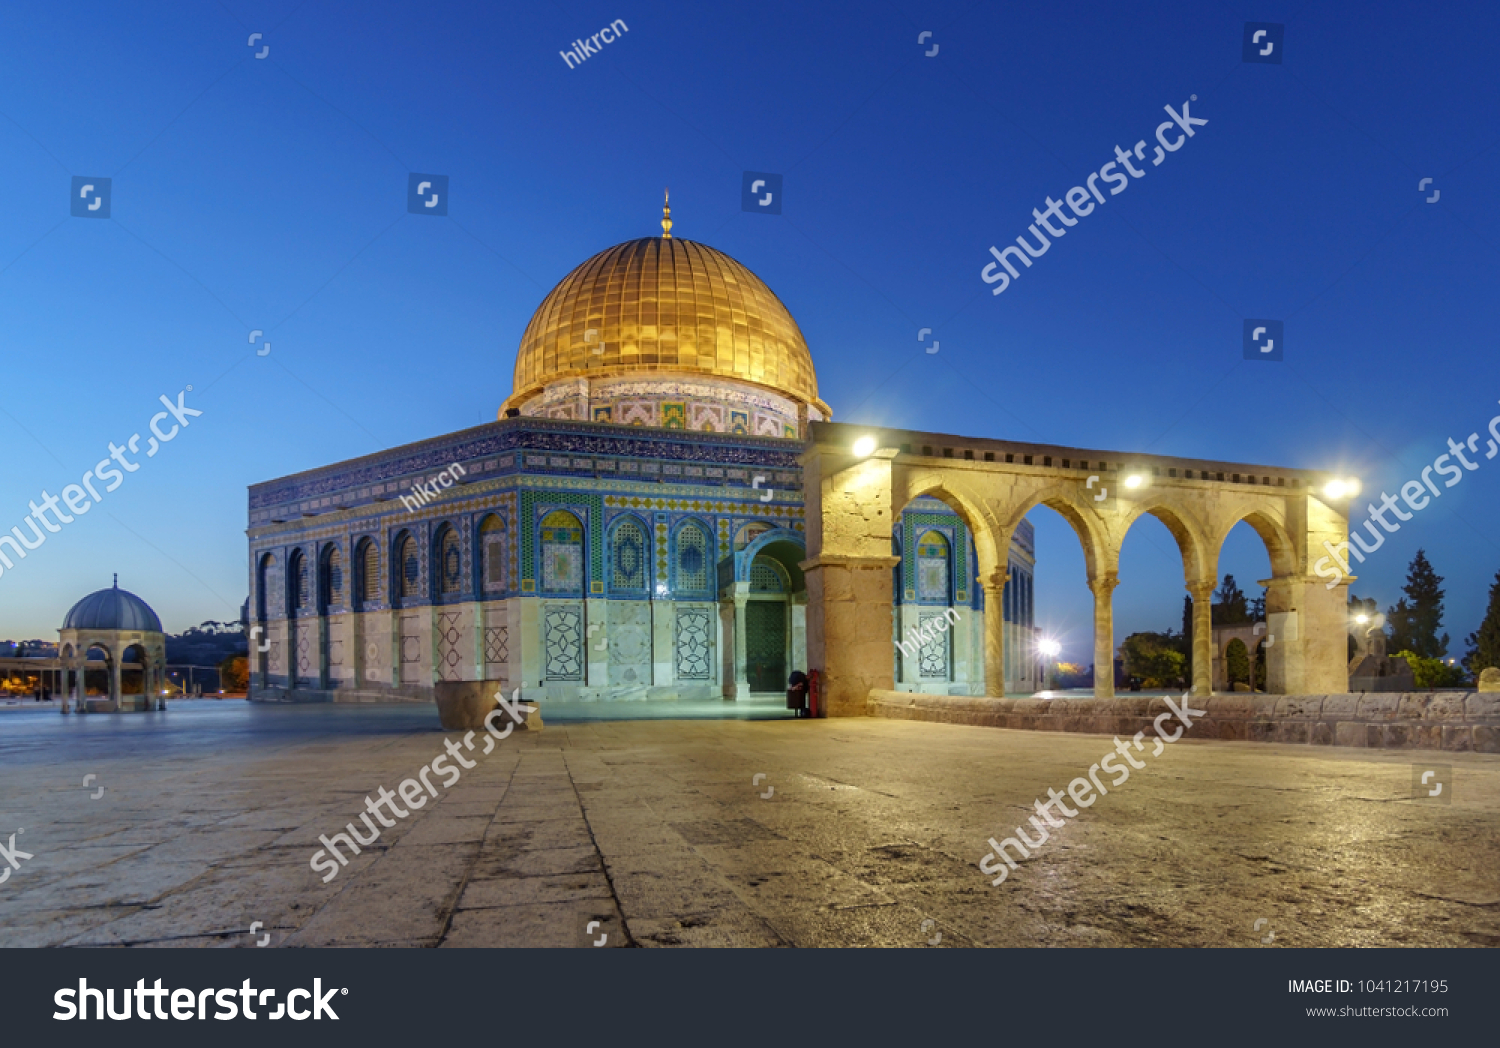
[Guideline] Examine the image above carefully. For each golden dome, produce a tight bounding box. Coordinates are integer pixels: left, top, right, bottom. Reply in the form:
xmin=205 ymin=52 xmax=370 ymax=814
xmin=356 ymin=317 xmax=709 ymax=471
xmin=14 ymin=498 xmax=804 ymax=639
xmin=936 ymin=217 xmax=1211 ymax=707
xmin=503 ymin=236 xmax=829 ymax=417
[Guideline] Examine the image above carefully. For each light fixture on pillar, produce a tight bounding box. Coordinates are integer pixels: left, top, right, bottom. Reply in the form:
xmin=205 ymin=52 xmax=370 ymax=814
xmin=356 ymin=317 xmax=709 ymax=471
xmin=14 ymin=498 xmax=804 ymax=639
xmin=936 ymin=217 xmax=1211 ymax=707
xmin=1323 ymin=477 xmax=1361 ymax=499
xmin=852 ymin=435 xmax=877 ymax=458
xmin=1354 ymin=613 xmax=1368 ymax=625
xmin=1123 ymin=473 xmax=1148 ymax=490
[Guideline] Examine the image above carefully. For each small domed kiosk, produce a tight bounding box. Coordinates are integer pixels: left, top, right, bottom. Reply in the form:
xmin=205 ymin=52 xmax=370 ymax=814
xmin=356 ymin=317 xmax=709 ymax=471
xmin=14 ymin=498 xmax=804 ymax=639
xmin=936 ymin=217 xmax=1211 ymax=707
xmin=58 ymin=576 xmax=167 ymax=712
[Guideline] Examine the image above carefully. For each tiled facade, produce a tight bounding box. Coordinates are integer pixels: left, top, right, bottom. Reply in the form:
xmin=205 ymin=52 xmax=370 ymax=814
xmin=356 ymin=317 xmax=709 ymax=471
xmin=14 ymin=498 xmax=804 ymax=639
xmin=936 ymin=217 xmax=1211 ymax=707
xmin=247 ymin=416 xmax=811 ymax=703
xmin=892 ymin=496 xmax=1038 ymax=696
xmin=247 ymin=422 xmax=1036 ymax=704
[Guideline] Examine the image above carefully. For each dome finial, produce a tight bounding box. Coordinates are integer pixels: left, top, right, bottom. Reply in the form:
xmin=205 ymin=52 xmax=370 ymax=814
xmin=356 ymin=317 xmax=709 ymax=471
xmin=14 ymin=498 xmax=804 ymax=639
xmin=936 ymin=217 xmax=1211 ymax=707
xmin=113 ymin=573 xmax=118 ymax=588
xmin=661 ymin=188 xmax=672 ymax=239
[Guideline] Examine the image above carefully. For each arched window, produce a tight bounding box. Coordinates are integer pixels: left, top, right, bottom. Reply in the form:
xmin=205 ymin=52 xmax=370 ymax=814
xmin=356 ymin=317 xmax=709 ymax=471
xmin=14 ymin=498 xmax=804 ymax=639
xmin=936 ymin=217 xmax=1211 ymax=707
xmin=673 ymin=521 xmax=711 ymax=596
xmin=435 ymin=525 xmax=462 ymax=595
xmin=289 ymin=550 xmax=310 ymax=612
xmin=608 ymin=517 xmax=647 ymax=595
xmin=916 ymin=530 xmax=951 ymax=604
xmin=539 ymin=510 xmax=584 ymax=595
xmin=750 ymin=556 xmax=787 ymax=593
xmin=321 ymin=545 xmax=343 ymax=612
xmin=256 ymin=553 xmax=275 ymax=620
xmin=479 ymin=514 xmax=506 ymax=594
xmin=395 ymin=533 xmax=420 ymax=601
xmin=355 ymin=538 xmax=380 ymax=610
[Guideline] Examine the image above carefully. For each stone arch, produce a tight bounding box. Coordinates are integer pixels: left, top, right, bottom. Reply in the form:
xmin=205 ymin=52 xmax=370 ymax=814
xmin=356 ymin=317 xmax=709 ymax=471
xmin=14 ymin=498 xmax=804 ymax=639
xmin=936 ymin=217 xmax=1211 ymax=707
xmin=81 ymin=641 xmax=114 ymax=705
xmin=738 ymin=527 xmax=806 ymax=591
xmin=1211 ymin=506 xmax=1299 ymax=580
xmin=121 ymin=642 xmax=149 ymax=699
xmin=892 ymin=474 xmax=1003 ymax=585
xmin=1008 ymin=485 xmax=1111 ymax=579
xmin=1118 ymin=496 xmax=1214 ymax=586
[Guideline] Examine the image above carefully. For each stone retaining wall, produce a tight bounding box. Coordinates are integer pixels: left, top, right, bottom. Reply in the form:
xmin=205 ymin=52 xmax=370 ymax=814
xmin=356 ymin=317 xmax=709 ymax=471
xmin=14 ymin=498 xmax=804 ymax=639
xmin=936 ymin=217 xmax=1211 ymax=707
xmin=867 ymin=690 xmax=1500 ymax=753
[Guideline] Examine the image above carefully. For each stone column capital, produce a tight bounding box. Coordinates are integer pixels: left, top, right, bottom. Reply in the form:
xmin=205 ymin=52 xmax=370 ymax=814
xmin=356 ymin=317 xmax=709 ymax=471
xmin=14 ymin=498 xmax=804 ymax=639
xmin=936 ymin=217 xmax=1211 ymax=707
xmin=1087 ymin=573 xmax=1120 ymax=596
xmin=980 ymin=569 xmax=1009 ymax=592
xmin=1186 ymin=579 xmax=1215 ymax=600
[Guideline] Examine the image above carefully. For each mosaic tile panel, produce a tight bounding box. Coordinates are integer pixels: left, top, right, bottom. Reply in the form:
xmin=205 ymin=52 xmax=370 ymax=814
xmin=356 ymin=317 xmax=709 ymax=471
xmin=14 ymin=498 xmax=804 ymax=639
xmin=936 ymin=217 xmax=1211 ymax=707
xmin=674 ymin=606 xmax=713 ymax=680
xmin=400 ymin=614 xmax=423 ymax=684
xmin=917 ymin=611 xmax=949 ymax=679
xmin=436 ymin=611 xmax=463 ymax=681
xmin=902 ymin=511 xmax=968 ymax=604
xmin=543 ymin=603 xmax=583 ymax=681
xmin=520 ymin=491 xmax=603 ymax=592
xmin=674 ymin=522 xmax=711 ymax=595
xmin=608 ymin=517 xmax=648 ymax=594
xmin=540 ymin=510 xmax=584 ymax=594
xmin=483 ymin=624 xmax=509 ymax=680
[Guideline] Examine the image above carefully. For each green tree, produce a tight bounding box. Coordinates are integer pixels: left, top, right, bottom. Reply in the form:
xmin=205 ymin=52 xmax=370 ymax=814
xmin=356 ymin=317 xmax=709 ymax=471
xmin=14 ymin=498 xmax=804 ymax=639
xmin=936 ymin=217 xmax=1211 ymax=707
xmin=1463 ymin=568 xmax=1500 ymax=675
xmin=1249 ymin=587 xmax=1267 ymax=622
xmin=1214 ymin=575 xmax=1251 ymax=626
xmin=1225 ymin=638 xmax=1249 ymax=686
xmin=1121 ymin=632 xmax=1187 ymax=688
xmin=1386 ymin=550 xmax=1449 ymax=658
xmin=1392 ymin=650 xmax=1468 ymax=689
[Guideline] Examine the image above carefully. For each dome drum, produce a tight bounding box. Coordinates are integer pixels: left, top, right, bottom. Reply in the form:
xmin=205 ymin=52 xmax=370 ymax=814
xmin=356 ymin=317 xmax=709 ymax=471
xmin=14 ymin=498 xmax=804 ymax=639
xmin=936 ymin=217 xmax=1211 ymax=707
xmin=521 ymin=372 xmax=822 ymax=436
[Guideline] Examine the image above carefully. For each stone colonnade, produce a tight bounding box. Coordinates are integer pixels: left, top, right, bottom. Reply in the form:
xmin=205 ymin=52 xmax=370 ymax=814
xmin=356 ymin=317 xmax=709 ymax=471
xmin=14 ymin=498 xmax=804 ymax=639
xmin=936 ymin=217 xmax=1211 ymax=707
xmin=802 ymin=425 xmax=1353 ymax=718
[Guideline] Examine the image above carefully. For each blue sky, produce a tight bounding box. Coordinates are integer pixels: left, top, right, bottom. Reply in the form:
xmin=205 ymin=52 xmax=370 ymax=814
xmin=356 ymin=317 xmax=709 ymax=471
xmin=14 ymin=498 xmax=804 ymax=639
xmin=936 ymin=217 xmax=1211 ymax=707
xmin=1 ymin=0 xmax=1498 ymax=664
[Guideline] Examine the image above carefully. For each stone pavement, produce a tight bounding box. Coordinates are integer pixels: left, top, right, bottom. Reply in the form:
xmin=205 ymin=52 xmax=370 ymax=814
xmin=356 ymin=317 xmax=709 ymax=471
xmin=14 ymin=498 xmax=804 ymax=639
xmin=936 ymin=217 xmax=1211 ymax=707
xmin=1 ymin=700 xmax=1497 ymax=948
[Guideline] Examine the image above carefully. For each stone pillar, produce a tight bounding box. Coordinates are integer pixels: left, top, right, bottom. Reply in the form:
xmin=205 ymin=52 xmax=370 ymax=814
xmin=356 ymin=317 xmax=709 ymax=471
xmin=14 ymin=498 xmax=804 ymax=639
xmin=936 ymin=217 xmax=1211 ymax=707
xmin=790 ymin=592 xmax=808 ymax=674
xmin=981 ymin=571 xmax=1007 ymax=698
xmin=803 ymin=554 xmax=901 ymax=716
xmin=732 ymin=590 xmax=750 ymax=699
xmin=110 ymin=655 xmax=122 ymax=711
xmin=1088 ymin=573 xmax=1118 ymax=699
xmin=800 ymin=441 xmax=901 ymax=717
xmin=718 ymin=599 xmax=735 ymax=697
xmin=1266 ymin=574 xmax=1347 ymax=694
xmin=1188 ymin=579 xmax=1214 ymax=698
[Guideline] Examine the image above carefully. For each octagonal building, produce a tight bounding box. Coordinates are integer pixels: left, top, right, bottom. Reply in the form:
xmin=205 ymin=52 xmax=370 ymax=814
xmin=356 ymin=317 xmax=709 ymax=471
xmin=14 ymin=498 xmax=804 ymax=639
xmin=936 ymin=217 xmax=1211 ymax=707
xmin=245 ymin=205 xmax=1037 ymax=706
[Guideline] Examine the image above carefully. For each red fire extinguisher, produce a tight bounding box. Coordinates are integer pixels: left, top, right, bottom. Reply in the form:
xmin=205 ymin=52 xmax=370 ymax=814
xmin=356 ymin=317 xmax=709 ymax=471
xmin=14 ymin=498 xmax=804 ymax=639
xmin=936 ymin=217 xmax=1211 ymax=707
xmin=808 ymin=670 xmax=821 ymax=718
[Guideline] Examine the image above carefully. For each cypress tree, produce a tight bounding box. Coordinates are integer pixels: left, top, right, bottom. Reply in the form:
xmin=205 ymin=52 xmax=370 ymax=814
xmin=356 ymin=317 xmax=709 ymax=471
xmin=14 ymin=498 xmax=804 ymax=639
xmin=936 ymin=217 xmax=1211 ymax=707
xmin=1464 ymin=568 xmax=1500 ymax=675
xmin=1386 ymin=550 xmax=1449 ymax=659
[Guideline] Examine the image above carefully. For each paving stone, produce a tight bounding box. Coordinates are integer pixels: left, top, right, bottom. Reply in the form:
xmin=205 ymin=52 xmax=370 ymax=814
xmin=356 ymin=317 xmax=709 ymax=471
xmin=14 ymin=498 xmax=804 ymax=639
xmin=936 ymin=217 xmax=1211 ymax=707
xmin=3 ymin=703 xmax=1498 ymax=947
